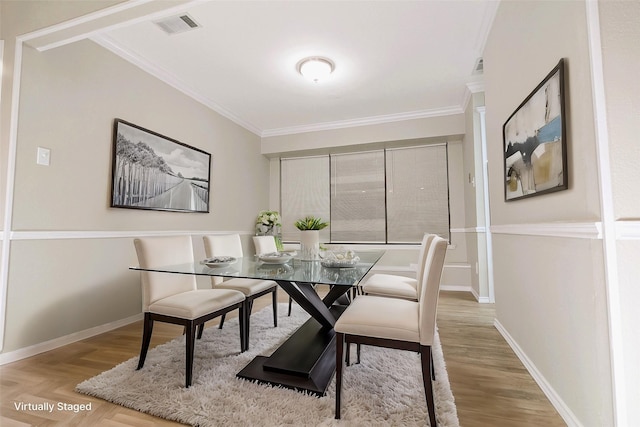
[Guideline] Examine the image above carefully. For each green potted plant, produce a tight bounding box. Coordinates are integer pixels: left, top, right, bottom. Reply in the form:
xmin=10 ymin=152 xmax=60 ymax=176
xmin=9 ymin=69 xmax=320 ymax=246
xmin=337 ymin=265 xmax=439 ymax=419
xmin=295 ymin=216 xmax=328 ymax=260
xmin=294 ymin=216 xmax=329 ymax=231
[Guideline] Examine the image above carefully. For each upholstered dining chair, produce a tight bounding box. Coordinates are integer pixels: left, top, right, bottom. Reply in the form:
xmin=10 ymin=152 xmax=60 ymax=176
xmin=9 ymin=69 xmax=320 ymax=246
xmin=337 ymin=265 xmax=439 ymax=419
xmin=334 ymin=235 xmax=448 ymax=426
xmin=203 ymin=234 xmax=278 ymax=351
xmin=133 ymin=235 xmax=246 ymax=388
xmin=252 ymin=235 xmax=295 ymax=316
xmin=360 ymin=233 xmax=436 ymax=301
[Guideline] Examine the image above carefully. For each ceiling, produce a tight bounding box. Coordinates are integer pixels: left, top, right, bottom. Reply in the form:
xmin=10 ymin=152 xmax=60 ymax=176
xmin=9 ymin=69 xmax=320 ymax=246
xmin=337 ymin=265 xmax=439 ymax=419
xmin=91 ymin=1 xmax=497 ymax=137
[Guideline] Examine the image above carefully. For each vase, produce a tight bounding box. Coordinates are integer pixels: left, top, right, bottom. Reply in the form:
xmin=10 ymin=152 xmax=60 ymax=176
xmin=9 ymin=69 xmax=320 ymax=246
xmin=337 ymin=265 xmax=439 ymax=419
xmin=256 ymin=224 xmax=283 ymax=251
xmin=300 ymin=230 xmax=320 ymax=260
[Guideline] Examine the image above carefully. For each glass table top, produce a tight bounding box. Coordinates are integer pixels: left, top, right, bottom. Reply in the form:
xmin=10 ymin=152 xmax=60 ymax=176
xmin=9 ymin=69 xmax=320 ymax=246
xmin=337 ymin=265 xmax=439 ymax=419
xmin=130 ymin=250 xmax=385 ymax=287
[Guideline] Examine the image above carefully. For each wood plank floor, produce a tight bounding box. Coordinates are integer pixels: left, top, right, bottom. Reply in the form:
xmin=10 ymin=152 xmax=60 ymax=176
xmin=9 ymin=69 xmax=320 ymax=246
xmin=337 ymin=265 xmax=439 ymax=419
xmin=0 ymin=291 xmax=565 ymax=426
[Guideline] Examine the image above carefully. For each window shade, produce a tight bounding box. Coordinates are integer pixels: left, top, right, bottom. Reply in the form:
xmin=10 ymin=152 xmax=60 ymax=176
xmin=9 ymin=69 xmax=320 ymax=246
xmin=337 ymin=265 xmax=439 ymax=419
xmin=330 ymin=151 xmax=386 ymax=243
xmin=386 ymin=144 xmax=450 ymax=242
xmin=280 ymin=156 xmax=330 ymax=242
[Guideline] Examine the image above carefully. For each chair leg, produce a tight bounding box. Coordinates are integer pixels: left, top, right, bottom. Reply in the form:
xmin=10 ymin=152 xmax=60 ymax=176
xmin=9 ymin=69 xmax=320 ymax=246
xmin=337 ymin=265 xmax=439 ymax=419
xmin=197 ymin=323 xmax=205 ymax=339
xmin=137 ymin=313 xmax=154 ymax=370
xmin=335 ymin=332 xmax=344 ymax=419
xmin=185 ymin=321 xmax=197 ymax=388
xmin=218 ymin=313 xmax=226 ymax=329
xmin=239 ymin=304 xmax=247 ymax=352
xmin=244 ymin=300 xmax=253 ymax=351
xmin=430 ymin=347 xmax=436 ymax=380
xmin=288 ymin=296 xmax=292 ymax=316
xmin=345 ymin=342 xmax=350 ymax=366
xmin=272 ymin=288 xmax=278 ymax=327
xmin=420 ymin=345 xmax=437 ymax=427
xmin=356 ymin=343 xmax=361 ymax=364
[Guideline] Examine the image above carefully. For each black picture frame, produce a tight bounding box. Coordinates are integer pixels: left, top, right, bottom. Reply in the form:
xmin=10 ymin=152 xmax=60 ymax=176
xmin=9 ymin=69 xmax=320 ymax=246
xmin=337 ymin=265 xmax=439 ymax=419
xmin=110 ymin=119 xmax=211 ymax=213
xmin=503 ymin=58 xmax=568 ymax=201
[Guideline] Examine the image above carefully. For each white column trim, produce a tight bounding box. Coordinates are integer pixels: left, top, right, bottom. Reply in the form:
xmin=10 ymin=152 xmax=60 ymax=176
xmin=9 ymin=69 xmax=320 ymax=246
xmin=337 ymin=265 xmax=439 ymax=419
xmin=586 ymin=2 xmax=625 ymax=425
xmin=1 ymin=38 xmax=25 ymax=354
xmin=476 ymin=106 xmax=495 ymax=303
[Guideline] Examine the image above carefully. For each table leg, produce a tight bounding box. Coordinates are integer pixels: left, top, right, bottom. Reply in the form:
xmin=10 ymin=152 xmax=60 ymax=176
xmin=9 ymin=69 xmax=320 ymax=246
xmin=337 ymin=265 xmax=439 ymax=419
xmin=276 ymin=281 xmax=337 ymax=328
xmin=236 ymin=280 xmax=352 ymax=396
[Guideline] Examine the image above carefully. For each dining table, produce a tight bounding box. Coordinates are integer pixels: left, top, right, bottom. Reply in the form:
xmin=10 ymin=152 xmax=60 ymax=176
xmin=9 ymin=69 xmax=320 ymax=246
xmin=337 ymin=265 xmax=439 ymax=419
xmin=130 ymin=249 xmax=385 ymax=396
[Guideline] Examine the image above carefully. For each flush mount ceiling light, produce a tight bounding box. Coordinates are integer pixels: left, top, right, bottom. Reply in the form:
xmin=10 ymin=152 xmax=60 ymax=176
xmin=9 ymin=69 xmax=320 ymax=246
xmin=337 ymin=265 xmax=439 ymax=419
xmin=297 ymin=57 xmax=335 ymax=83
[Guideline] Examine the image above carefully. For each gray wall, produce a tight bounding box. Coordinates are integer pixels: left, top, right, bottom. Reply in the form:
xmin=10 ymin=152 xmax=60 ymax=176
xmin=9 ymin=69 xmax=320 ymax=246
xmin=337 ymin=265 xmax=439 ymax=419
xmin=3 ymin=1 xmax=638 ymax=425
xmin=1 ymin=2 xmax=268 ymax=354
xmin=484 ymin=0 xmax=639 ymax=425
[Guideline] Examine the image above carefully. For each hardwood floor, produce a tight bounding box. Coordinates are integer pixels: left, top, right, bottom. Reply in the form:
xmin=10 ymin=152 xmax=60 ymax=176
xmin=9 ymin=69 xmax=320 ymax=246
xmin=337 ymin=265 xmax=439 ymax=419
xmin=437 ymin=291 xmax=566 ymax=426
xmin=0 ymin=291 xmax=565 ymax=426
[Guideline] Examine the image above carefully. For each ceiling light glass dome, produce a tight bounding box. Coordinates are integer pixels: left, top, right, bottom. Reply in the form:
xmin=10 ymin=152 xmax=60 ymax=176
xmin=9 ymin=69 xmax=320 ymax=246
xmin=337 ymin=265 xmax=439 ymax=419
xmin=297 ymin=57 xmax=335 ymax=83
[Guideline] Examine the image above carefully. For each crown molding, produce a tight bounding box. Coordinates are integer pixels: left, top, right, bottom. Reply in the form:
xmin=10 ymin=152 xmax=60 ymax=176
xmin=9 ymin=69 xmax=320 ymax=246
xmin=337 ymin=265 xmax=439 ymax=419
xmin=461 ymin=80 xmax=485 ymax=112
xmin=466 ymin=81 xmax=485 ymax=93
xmin=91 ymin=34 xmax=263 ymax=136
xmin=21 ymin=0 xmax=492 ymax=140
xmin=26 ymin=0 xmax=206 ymax=52
xmin=260 ymin=106 xmax=464 ymax=138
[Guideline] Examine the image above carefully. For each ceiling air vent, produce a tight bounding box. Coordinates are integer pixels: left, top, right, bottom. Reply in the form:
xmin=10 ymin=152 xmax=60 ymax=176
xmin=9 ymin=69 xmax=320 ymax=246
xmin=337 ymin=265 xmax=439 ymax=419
xmin=154 ymin=14 xmax=201 ymax=35
xmin=473 ymin=57 xmax=484 ymax=74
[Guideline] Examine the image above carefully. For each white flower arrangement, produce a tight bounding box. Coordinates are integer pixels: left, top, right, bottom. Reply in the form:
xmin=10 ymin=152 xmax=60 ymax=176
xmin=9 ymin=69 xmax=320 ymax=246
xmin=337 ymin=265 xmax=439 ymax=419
xmin=255 ymin=210 xmax=282 ymax=235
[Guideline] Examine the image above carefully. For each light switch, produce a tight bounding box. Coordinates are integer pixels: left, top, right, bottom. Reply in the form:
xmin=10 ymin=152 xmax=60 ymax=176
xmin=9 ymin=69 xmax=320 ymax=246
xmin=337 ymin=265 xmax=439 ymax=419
xmin=37 ymin=147 xmax=50 ymax=166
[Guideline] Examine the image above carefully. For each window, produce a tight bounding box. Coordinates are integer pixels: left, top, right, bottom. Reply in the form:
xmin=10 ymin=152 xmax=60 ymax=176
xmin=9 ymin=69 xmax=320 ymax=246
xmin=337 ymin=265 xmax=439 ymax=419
xmin=280 ymin=144 xmax=450 ymax=244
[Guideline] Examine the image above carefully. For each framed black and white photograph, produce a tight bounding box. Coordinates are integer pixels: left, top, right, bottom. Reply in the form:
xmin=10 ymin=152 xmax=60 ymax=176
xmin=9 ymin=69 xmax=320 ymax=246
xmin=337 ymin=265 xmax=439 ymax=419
xmin=503 ymin=58 xmax=567 ymax=201
xmin=110 ymin=119 xmax=211 ymax=213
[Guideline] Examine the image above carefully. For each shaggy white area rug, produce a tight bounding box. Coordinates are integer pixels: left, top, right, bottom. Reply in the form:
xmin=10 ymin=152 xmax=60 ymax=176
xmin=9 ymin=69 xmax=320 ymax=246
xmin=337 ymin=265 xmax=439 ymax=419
xmin=76 ymin=303 xmax=459 ymax=426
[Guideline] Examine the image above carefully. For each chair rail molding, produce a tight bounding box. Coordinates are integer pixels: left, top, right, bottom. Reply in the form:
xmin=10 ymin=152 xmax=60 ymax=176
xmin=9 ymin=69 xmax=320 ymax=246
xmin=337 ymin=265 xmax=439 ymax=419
xmin=617 ymin=220 xmax=640 ymax=240
xmin=491 ymin=222 xmax=602 ymax=239
xmin=9 ymin=230 xmax=253 ymax=240
xmin=450 ymin=227 xmax=486 ymax=233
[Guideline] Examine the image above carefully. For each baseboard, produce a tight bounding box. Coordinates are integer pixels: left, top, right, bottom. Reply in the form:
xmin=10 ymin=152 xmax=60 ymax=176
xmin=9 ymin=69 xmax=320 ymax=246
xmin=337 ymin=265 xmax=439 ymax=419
xmin=0 ymin=313 xmax=143 ymax=365
xmin=469 ymin=286 xmax=492 ymax=303
xmin=493 ymin=319 xmax=583 ymax=427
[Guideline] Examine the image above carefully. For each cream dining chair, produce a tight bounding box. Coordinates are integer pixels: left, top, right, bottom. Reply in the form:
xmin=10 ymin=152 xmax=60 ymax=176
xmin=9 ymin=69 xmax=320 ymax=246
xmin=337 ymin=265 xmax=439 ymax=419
xmin=133 ymin=235 xmax=246 ymax=387
xmin=252 ymin=235 xmax=295 ymax=316
xmin=203 ymin=234 xmax=278 ymax=351
xmin=334 ymin=235 xmax=448 ymax=426
xmin=360 ymin=233 xmax=436 ymax=301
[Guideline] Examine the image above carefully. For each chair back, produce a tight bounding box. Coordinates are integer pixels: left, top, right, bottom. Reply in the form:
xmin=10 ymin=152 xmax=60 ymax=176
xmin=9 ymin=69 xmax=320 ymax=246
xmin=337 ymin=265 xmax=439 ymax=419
xmin=418 ymin=236 xmax=448 ymax=346
xmin=203 ymin=234 xmax=244 ymax=258
xmin=415 ymin=233 xmax=436 ymax=296
xmin=203 ymin=234 xmax=244 ymax=285
xmin=134 ymin=235 xmax=198 ymax=311
xmin=252 ymin=235 xmax=277 ymax=255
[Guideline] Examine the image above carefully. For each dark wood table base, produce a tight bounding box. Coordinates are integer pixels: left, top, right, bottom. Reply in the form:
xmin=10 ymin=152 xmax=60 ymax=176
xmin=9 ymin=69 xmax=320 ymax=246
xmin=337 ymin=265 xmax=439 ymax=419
xmin=237 ymin=305 xmax=346 ymax=396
